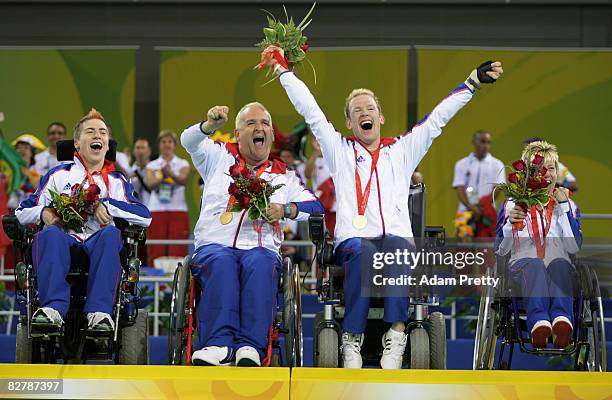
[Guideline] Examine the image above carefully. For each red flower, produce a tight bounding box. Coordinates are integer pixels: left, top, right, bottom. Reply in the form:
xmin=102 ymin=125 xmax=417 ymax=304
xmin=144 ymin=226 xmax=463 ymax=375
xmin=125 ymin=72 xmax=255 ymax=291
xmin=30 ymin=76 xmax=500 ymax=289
xmin=228 ymin=182 xmax=239 ymax=196
xmin=237 ymin=194 xmax=251 ymax=208
xmin=301 ymin=43 xmax=310 ymax=52
xmin=527 ymin=178 xmax=541 ymax=190
xmin=532 ymin=154 xmax=544 ymax=166
xmin=250 ymin=179 xmax=262 ymax=194
xmin=512 ymin=160 xmax=526 ymax=171
xmin=83 ymin=184 xmax=100 ymax=203
xmin=539 ymin=166 xmax=548 ymax=176
xmin=241 ymin=168 xmax=252 ymax=178
xmin=508 ymin=172 xmax=519 ymax=184
xmin=540 ymin=179 xmax=550 ymax=189
xmin=229 ymin=164 xmax=241 ymax=177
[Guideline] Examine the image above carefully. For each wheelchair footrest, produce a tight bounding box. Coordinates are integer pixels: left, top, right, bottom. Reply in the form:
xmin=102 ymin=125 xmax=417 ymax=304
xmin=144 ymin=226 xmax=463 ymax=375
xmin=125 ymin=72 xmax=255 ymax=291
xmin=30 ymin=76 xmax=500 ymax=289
xmin=30 ymin=324 xmax=62 ymax=338
xmin=84 ymin=329 xmax=114 ymax=339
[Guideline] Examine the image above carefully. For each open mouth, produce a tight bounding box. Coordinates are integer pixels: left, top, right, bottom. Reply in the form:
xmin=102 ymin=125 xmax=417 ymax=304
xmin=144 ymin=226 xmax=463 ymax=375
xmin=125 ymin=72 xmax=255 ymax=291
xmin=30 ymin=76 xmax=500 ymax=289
xmin=253 ymin=136 xmax=265 ymax=148
xmin=90 ymin=142 xmax=103 ymax=151
xmin=360 ymin=120 xmax=373 ymax=131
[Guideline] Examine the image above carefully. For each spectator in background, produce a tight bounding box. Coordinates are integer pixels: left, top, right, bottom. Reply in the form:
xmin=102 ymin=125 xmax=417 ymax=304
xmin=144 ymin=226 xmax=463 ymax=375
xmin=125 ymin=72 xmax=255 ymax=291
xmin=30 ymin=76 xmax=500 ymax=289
xmin=523 ymin=137 xmax=577 ymax=192
xmin=279 ymin=147 xmax=301 ymax=171
xmin=145 ymin=130 xmax=190 ymax=264
xmin=130 ymin=138 xmax=152 ymax=205
xmin=303 ymin=132 xmax=337 ymax=236
xmin=9 ymin=134 xmax=45 ymax=208
xmin=34 ymin=122 xmax=66 ymax=175
xmin=411 ymin=168 xmax=424 ymax=185
xmin=453 ymin=130 xmax=505 ymax=238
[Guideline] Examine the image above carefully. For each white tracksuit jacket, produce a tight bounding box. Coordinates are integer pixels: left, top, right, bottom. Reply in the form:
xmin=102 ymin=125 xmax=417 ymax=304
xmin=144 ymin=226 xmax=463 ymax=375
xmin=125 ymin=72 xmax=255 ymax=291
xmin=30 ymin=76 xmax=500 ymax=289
xmin=16 ymin=156 xmax=152 ymax=241
xmin=181 ymin=124 xmax=323 ymax=253
xmin=279 ymin=71 xmax=474 ymax=247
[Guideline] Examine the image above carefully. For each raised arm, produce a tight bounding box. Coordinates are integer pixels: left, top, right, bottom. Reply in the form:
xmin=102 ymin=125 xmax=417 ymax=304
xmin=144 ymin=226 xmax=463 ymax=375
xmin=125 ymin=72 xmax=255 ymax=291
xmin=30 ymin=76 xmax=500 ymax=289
xmin=399 ymin=61 xmax=503 ymax=172
xmin=180 ymin=105 xmax=229 ymax=181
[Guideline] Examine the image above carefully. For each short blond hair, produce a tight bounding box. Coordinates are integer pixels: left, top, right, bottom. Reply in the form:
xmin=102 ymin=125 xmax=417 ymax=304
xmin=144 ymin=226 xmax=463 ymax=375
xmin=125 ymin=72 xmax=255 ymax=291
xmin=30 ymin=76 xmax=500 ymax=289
xmin=521 ymin=140 xmax=559 ymax=167
xmin=344 ymin=88 xmax=382 ymax=119
xmin=235 ymin=102 xmax=272 ymax=129
xmin=158 ymin=129 xmax=178 ymax=144
xmin=73 ymin=108 xmax=107 ymax=140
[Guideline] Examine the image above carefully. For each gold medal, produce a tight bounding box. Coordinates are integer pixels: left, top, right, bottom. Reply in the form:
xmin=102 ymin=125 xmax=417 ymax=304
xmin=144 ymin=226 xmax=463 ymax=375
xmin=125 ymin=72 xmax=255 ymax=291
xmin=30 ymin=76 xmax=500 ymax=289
xmin=219 ymin=212 xmax=233 ymax=225
xmin=353 ymin=214 xmax=368 ymax=229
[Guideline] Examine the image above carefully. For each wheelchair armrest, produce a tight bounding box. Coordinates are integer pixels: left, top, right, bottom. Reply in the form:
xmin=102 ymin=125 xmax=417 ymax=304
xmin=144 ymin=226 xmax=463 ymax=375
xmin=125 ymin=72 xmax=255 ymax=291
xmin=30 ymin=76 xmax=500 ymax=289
xmin=114 ymin=218 xmax=147 ymax=242
xmin=2 ymin=214 xmax=23 ymax=241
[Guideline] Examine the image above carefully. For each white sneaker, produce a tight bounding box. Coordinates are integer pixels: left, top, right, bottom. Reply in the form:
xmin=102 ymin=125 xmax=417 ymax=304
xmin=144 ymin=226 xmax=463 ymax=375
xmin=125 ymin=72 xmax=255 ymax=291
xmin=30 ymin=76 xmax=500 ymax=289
xmin=341 ymin=332 xmax=364 ymax=369
xmin=86 ymin=312 xmax=115 ymax=331
xmin=192 ymin=346 xmax=235 ymax=366
xmin=32 ymin=307 xmax=64 ymax=327
xmin=236 ymin=346 xmax=261 ymax=367
xmin=380 ymin=328 xmax=407 ymax=369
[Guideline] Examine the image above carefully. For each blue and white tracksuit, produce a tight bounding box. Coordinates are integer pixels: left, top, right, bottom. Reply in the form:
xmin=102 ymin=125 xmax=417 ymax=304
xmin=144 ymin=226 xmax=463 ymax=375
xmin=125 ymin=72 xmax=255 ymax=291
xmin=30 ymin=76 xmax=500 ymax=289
xmin=279 ymin=71 xmax=475 ymax=334
xmin=15 ymin=157 xmax=152 ymax=316
xmin=181 ymin=124 xmax=323 ymax=357
xmin=495 ymin=199 xmax=582 ymax=331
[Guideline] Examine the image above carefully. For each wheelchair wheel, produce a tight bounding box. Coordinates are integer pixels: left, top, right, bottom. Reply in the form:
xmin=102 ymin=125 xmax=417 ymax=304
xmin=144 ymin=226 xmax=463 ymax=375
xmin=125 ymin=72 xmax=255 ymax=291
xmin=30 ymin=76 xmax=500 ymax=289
xmin=282 ymin=257 xmax=303 ymax=367
xmin=409 ymin=327 xmax=430 ymax=369
xmin=473 ymin=268 xmax=498 ymax=370
xmin=586 ymin=268 xmax=606 ymax=372
xmin=15 ymin=323 xmax=32 ymax=364
xmin=313 ymin=312 xmax=339 ymax=368
xmin=168 ymin=256 xmax=191 ymax=365
xmin=426 ymin=312 xmax=446 ymax=369
xmin=119 ymin=309 xmax=149 ymax=365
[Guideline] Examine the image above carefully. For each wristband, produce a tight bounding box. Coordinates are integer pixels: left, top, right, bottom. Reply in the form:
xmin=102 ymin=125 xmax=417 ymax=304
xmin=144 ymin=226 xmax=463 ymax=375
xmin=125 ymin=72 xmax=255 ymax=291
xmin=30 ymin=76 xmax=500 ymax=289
xmin=284 ymin=203 xmax=293 ymax=219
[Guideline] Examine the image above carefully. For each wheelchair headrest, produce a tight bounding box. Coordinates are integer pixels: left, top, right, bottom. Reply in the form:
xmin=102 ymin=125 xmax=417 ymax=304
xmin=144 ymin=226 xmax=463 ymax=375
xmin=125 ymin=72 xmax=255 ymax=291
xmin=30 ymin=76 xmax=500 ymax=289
xmin=57 ymin=139 xmax=117 ymax=162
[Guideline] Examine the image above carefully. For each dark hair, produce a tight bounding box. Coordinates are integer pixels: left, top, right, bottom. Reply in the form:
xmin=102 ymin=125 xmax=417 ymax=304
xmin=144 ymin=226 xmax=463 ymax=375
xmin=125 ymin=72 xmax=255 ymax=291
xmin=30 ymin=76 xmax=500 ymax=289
xmin=472 ymin=129 xmax=491 ymax=141
xmin=134 ymin=137 xmax=151 ymax=146
xmin=522 ymin=137 xmax=545 ymax=146
xmin=14 ymin=141 xmax=36 ymax=167
xmin=47 ymin=121 xmax=66 ymax=134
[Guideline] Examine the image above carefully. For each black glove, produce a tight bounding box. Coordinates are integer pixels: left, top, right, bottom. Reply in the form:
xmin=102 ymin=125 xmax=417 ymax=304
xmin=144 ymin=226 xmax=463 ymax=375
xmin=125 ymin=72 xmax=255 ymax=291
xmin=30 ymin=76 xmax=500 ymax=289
xmin=476 ymin=60 xmax=496 ymax=84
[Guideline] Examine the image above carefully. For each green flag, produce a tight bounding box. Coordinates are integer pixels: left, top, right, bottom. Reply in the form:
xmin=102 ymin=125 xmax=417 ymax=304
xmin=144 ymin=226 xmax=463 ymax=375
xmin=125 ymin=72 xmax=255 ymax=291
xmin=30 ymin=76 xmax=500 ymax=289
xmin=0 ymin=138 xmax=26 ymax=193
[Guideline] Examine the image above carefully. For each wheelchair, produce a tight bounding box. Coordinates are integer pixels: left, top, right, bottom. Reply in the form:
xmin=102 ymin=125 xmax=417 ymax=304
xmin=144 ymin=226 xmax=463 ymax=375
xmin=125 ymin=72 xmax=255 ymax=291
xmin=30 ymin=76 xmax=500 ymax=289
xmin=310 ymin=183 xmax=448 ymax=369
xmin=168 ymin=254 xmax=303 ymax=367
xmin=473 ymin=254 xmax=607 ymax=371
xmin=2 ymin=139 xmax=149 ymax=364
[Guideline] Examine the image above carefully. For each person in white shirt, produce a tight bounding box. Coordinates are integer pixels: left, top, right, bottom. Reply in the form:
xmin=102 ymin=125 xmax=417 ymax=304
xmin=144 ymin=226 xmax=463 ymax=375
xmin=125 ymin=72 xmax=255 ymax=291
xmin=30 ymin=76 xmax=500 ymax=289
xmin=181 ymin=104 xmax=322 ymax=367
xmin=129 ymin=138 xmax=152 ymax=206
xmin=16 ymin=108 xmax=151 ymax=332
xmin=496 ymin=141 xmax=581 ymax=350
xmin=34 ymin=122 xmax=67 ymax=175
xmin=262 ymin=45 xmax=504 ymax=369
xmin=452 ymin=130 xmax=505 ymax=238
xmin=145 ymin=130 xmax=191 ymax=263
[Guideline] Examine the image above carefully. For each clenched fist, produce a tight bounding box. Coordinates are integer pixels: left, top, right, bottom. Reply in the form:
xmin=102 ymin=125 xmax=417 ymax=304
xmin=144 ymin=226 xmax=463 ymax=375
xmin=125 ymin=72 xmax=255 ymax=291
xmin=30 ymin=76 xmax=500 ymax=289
xmin=465 ymin=61 xmax=504 ymax=91
xmin=201 ymin=105 xmax=229 ymax=134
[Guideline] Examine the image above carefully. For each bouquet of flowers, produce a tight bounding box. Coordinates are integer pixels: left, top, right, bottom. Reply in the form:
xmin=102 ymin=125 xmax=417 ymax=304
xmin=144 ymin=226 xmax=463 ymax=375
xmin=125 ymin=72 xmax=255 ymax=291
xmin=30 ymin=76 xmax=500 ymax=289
xmin=496 ymin=153 xmax=551 ymax=230
xmin=255 ymin=2 xmax=316 ymax=83
xmin=227 ymin=164 xmax=284 ymax=222
xmin=49 ymin=180 xmax=101 ymax=233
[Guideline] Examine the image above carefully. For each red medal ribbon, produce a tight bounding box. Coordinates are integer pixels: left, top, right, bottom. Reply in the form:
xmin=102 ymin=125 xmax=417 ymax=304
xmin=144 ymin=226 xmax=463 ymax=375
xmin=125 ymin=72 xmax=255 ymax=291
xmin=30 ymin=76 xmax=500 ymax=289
xmin=529 ymin=199 xmax=555 ymax=259
xmin=353 ymin=143 xmax=381 ymax=217
xmin=73 ymin=151 xmax=113 ymax=193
